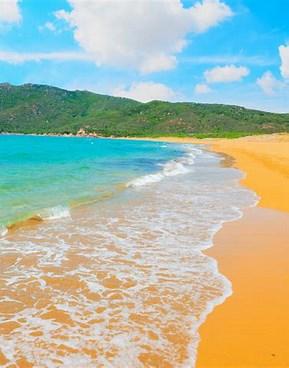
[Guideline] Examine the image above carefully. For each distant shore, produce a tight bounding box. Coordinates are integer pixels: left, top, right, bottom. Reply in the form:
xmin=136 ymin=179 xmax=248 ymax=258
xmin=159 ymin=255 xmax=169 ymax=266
xmin=0 ymin=130 xmax=101 ymax=138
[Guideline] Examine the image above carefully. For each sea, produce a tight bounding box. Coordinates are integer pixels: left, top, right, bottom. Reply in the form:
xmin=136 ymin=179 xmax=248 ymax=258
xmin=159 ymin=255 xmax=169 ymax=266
xmin=0 ymin=135 xmax=257 ymax=367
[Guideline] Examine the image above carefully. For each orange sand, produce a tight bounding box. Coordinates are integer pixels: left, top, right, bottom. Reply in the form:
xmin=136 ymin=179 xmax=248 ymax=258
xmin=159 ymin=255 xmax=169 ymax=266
xmin=197 ymin=134 xmax=289 ymax=367
xmin=1 ymin=134 xmax=288 ymax=367
xmin=207 ymin=134 xmax=289 ymax=213
xmin=139 ymin=134 xmax=289 ymax=212
xmin=197 ymin=206 xmax=289 ymax=367
xmin=152 ymin=134 xmax=289 ymax=367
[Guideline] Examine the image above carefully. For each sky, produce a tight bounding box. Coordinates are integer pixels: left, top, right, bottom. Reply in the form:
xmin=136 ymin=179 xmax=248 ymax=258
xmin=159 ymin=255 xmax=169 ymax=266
xmin=0 ymin=0 xmax=289 ymax=112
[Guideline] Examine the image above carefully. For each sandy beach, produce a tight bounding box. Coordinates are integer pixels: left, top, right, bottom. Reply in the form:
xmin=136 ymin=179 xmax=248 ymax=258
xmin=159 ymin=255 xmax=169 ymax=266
xmin=197 ymin=206 xmax=289 ymax=368
xmin=150 ymin=134 xmax=289 ymax=367
xmin=1 ymin=135 xmax=253 ymax=367
xmin=1 ymin=133 xmax=288 ymax=367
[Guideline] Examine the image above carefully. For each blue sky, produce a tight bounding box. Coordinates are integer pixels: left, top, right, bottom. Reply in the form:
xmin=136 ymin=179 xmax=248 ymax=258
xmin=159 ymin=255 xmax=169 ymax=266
xmin=0 ymin=0 xmax=289 ymax=112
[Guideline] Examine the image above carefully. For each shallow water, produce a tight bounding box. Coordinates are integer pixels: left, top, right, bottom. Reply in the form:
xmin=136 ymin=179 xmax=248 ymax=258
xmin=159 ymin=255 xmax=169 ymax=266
xmin=0 ymin=135 xmax=183 ymax=231
xmin=0 ymin=137 xmax=257 ymax=367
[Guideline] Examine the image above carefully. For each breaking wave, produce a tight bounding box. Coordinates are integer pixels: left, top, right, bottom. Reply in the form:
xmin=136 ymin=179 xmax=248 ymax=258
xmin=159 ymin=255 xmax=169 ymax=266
xmin=127 ymin=146 xmax=201 ymax=187
xmin=0 ymin=225 xmax=8 ymax=238
xmin=0 ymin=142 xmax=258 ymax=367
xmin=38 ymin=205 xmax=71 ymax=220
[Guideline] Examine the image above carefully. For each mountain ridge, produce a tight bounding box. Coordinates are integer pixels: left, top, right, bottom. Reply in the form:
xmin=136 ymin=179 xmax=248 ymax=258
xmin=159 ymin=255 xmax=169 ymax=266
xmin=0 ymin=83 xmax=288 ymax=137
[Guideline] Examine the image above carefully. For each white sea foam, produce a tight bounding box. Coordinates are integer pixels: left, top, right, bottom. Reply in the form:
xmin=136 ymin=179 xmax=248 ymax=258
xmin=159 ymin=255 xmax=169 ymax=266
xmin=39 ymin=205 xmax=71 ymax=220
xmin=127 ymin=146 xmax=199 ymax=187
xmin=0 ymin=144 xmax=258 ymax=368
xmin=0 ymin=225 xmax=8 ymax=238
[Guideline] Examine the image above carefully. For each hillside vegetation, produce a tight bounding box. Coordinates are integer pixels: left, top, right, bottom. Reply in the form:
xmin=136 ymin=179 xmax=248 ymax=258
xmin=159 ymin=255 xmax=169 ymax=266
xmin=0 ymin=83 xmax=288 ymax=137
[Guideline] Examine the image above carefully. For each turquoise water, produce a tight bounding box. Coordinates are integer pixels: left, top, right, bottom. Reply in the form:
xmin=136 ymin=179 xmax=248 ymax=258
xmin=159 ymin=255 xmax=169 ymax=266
xmin=0 ymin=135 xmax=258 ymax=366
xmin=0 ymin=135 xmax=184 ymax=228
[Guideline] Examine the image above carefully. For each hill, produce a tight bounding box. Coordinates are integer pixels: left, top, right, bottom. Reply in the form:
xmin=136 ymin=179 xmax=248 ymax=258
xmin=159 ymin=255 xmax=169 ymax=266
xmin=0 ymin=83 xmax=288 ymax=137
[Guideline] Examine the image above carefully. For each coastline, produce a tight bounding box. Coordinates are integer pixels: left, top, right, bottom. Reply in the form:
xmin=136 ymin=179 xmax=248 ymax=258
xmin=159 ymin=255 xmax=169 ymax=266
xmin=121 ymin=133 xmax=289 ymax=209
xmin=0 ymin=136 xmax=252 ymax=366
xmin=141 ymin=134 xmax=289 ymax=366
xmin=1 ymin=132 xmax=289 ymax=365
xmin=196 ymin=134 xmax=289 ymax=367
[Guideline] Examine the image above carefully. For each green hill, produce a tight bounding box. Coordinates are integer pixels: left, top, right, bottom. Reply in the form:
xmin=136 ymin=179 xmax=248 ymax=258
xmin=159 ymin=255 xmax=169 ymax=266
xmin=0 ymin=83 xmax=288 ymax=137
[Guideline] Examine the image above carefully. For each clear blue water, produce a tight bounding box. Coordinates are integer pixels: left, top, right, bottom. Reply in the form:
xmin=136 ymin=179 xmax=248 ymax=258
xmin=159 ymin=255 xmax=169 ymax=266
xmin=0 ymin=135 xmax=184 ymax=228
xmin=0 ymin=135 xmax=258 ymax=366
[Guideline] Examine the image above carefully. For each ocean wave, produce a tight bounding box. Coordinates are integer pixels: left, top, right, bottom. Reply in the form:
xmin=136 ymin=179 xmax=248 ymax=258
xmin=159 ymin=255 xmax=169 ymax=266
xmin=0 ymin=225 xmax=8 ymax=238
xmin=38 ymin=205 xmax=71 ymax=220
xmin=0 ymin=143 xmax=258 ymax=367
xmin=127 ymin=146 xmax=200 ymax=187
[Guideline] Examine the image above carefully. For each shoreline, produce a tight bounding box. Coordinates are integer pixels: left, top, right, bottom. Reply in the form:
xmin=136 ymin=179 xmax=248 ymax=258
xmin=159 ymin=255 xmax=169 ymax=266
xmin=0 ymin=137 xmax=251 ymax=366
xmin=2 ymin=132 xmax=289 ymax=365
xmin=94 ymin=133 xmax=289 ymax=365
xmin=144 ymin=134 xmax=289 ymax=366
xmin=122 ymin=133 xmax=289 ymax=210
xmin=0 ymin=136 xmax=233 ymax=239
xmin=196 ymin=135 xmax=289 ymax=367
xmin=0 ymin=139 xmax=198 ymax=236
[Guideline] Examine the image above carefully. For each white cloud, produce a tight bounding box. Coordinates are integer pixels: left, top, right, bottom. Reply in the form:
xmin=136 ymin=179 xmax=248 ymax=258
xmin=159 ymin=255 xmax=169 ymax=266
xmin=140 ymin=54 xmax=177 ymax=74
xmin=113 ymin=82 xmax=176 ymax=102
xmin=279 ymin=45 xmax=289 ymax=80
xmin=0 ymin=0 xmax=21 ymax=24
xmin=194 ymin=83 xmax=212 ymax=94
xmin=204 ymin=64 xmax=249 ymax=83
xmin=39 ymin=21 xmax=57 ymax=32
xmin=190 ymin=0 xmax=233 ymax=33
xmin=56 ymin=0 xmax=233 ymax=73
xmin=256 ymin=71 xmax=283 ymax=96
xmin=0 ymin=50 xmax=91 ymax=64
xmin=182 ymin=54 xmax=275 ymax=66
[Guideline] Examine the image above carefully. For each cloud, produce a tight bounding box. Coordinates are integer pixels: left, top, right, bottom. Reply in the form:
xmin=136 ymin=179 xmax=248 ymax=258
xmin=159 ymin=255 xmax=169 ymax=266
xmin=279 ymin=45 xmax=289 ymax=79
xmin=194 ymin=83 xmax=212 ymax=94
xmin=0 ymin=0 xmax=21 ymax=24
xmin=256 ymin=71 xmax=283 ymax=96
xmin=113 ymin=82 xmax=176 ymax=102
xmin=0 ymin=50 xmax=91 ymax=64
xmin=140 ymin=55 xmax=177 ymax=74
xmin=39 ymin=21 xmax=57 ymax=33
xmin=55 ymin=0 xmax=233 ymax=73
xmin=182 ymin=54 xmax=276 ymax=66
xmin=204 ymin=64 xmax=249 ymax=83
xmin=190 ymin=0 xmax=234 ymax=33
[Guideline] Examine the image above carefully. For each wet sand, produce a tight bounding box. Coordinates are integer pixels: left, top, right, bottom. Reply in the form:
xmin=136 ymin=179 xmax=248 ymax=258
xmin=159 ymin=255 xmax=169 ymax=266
xmin=197 ymin=134 xmax=289 ymax=367
xmin=137 ymin=134 xmax=289 ymax=212
xmin=1 ymin=144 xmax=248 ymax=367
xmin=207 ymin=134 xmax=289 ymax=213
xmin=1 ymin=133 xmax=288 ymax=366
xmin=150 ymin=134 xmax=289 ymax=367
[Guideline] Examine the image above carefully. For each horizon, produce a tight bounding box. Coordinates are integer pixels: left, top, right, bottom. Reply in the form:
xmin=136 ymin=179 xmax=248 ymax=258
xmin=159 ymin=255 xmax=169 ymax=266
xmin=0 ymin=0 xmax=289 ymax=113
